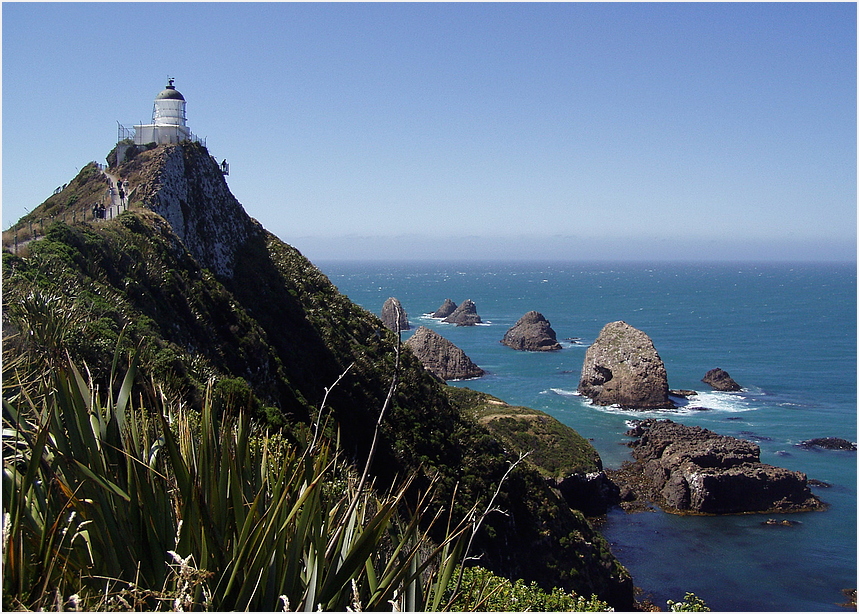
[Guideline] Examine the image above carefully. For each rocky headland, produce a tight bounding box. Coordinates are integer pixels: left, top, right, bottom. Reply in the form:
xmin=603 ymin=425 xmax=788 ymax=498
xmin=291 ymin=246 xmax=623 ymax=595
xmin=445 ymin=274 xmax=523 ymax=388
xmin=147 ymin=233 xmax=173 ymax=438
xmin=610 ymin=419 xmax=825 ymax=514
xmin=578 ymin=321 xmax=675 ymax=409
xmin=381 ymin=297 xmax=409 ymax=332
xmin=443 ymin=298 xmax=482 ymax=326
xmin=2 ymin=142 xmax=637 ymax=609
xmin=404 ymin=326 xmax=484 ymax=381
xmin=501 ymin=311 xmax=562 ymax=351
xmin=701 ymin=367 xmax=742 ymax=391
xmin=459 ymin=388 xmax=619 ymax=516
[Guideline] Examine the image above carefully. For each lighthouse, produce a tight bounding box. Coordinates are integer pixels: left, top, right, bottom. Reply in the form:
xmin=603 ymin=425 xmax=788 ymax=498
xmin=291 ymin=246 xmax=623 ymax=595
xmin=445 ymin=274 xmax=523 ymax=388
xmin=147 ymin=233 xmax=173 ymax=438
xmin=133 ymin=79 xmax=193 ymax=145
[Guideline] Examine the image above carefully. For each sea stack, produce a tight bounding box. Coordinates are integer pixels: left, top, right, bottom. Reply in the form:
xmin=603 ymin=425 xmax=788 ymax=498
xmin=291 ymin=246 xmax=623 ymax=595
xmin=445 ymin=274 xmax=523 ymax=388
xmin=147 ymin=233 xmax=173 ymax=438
xmin=702 ymin=368 xmax=742 ymax=391
xmin=381 ymin=297 xmax=409 ymax=332
xmin=404 ymin=326 xmax=485 ymax=380
xmin=578 ymin=321 xmax=674 ymax=409
xmin=443 ymin=299 xmax=482 ymax=326
xmin=501 ymin=311 xmax=562 ymax=351
xmin=431 ymin=299 xmax=457 ymax=318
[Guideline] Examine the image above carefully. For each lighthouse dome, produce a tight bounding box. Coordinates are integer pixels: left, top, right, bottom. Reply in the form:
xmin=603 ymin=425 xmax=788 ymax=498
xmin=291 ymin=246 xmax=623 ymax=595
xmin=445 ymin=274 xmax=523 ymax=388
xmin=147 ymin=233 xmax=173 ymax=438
xmin=156 ymin=79 xmax=185 ymax=101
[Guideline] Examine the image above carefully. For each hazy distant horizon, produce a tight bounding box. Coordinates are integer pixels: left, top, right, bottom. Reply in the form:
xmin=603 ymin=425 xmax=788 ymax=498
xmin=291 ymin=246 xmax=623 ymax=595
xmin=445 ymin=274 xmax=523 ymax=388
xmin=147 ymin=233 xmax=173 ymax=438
xmin=287 ymin=233 xmax=857 ymax=263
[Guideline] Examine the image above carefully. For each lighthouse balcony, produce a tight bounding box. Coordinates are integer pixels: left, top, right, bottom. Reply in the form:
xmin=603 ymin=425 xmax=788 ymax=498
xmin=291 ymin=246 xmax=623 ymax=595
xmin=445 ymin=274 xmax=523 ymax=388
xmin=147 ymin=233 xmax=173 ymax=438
xmin=129 ymin=123 xmax=205 ymax=148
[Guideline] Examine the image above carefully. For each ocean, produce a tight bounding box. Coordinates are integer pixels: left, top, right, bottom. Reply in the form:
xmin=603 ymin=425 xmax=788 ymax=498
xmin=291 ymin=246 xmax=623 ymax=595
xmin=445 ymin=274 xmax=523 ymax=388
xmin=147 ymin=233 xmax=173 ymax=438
xmin=315 ymin=260 xmax=857 ymax=612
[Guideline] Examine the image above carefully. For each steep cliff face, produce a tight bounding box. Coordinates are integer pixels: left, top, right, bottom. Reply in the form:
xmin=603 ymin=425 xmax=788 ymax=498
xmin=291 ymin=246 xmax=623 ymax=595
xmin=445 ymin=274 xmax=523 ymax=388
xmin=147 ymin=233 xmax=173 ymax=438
xmin=131 ymin=143 xmax=254 ymax=277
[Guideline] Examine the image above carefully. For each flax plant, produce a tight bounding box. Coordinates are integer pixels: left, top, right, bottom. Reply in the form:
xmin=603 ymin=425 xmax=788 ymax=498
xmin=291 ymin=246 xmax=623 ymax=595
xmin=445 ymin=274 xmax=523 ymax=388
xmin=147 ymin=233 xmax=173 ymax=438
xmin=2 ymin=337 xmax=473 ymax=611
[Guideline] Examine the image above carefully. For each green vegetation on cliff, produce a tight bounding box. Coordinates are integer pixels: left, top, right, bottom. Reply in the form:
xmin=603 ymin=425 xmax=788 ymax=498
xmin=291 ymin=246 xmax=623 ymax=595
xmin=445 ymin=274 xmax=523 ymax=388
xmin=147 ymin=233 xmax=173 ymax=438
xmin=448 ymin=387 xmax=602 ymax=480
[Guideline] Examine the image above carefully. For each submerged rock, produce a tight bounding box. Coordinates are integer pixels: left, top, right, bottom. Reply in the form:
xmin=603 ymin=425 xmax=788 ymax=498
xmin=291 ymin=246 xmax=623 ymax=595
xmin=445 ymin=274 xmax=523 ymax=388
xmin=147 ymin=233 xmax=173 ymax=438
xmin=578 ymin=321 xmax=674 ymax=409
xmin=443 ymin=299 xmax=482 ymax=326
xmin=797 ymin=437 xmax=857 ymax=451
xmin=431 ymin=298 xmax=457 ymax=318
xmin=701 ymin=368 xmax=741 ymax=391
xmin=404 ymin=326 xmax=484 ymax=380
xmin=620 ymin=419 xmax=825 ymax=514
xmin=381 ymin=297 xmax=409 ymax=332
xmin=762 ymin=518 xmax=802 ymax=527
xmin=669 ymin=389 xmax=697 ymax=398
xmin=501 ymin=311 xmax=562 ymax=351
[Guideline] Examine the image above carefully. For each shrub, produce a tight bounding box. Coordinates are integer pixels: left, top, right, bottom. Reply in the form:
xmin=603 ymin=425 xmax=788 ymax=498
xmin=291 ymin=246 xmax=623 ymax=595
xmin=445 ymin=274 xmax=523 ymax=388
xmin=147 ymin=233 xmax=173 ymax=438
xmin=448 ymin=565 xmax=611 ymax=611
xmin=667 ymin=592 xmax=711 ymax=611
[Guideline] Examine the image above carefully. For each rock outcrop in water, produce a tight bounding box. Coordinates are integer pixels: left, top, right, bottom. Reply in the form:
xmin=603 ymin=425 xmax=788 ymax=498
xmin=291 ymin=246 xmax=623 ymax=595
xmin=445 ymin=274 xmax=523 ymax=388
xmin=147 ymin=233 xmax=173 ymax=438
xmin=797 ymin=437 xmax=857 ymax=451
xmin=578 ymin=321 xmax=674 ymax=409
xmin=431 ymin=298 xmax=457 ymax=319
xmin=501 ymin=311 xmax=562 ymax=351
xmin=404 ymin=326 xmax=484 ymax=380
xmin=616 ymin=419 xmax=825 ymax=514
xmin=381 ymin=297 xmax=409 ymax=332
xmin=443 ymin=299 xmax=482 ymax=326
xmin=701 ymin=368 xmax=741 ymax=391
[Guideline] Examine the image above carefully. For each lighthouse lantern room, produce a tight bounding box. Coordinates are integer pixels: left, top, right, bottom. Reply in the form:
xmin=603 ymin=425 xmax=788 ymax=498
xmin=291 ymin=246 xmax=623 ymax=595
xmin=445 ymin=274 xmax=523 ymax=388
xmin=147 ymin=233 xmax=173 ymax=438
xmin=133 ymin=79 xmax=195 ymax=146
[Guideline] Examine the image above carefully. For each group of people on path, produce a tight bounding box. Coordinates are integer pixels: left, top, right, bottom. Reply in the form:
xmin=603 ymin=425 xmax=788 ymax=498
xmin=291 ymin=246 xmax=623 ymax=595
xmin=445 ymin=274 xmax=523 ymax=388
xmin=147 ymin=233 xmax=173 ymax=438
xmin=94 ymin=174 xmax=130 ymax=220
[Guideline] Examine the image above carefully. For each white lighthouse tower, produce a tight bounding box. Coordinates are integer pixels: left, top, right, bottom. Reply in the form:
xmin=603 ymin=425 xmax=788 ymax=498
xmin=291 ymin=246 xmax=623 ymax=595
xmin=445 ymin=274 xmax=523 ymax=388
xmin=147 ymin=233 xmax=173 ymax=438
xmin=133 ymin=79 xmax=193 ymax=145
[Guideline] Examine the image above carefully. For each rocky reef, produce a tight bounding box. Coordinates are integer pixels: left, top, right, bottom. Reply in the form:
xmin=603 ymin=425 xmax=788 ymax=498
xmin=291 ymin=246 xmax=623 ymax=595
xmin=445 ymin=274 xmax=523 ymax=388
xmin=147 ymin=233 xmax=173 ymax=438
xmin=443 ymin=298 xmax=482 ymax=326
xmin=404 ymin=326 xmax=484 ymax=380
xmin=381 ymin=297 xmax=409 ymax=332
xmin=613 ymin=419 xmax=825 ymax=514
xmin=797 ymin=437 xmax=857 ymax=451
xmin=578 ymin=321 xmax=674 ymax=409
xmin=701 ymin=367 xmax=741 ymax=391
xmin=501 ymin=311 xmax=562 ymax=351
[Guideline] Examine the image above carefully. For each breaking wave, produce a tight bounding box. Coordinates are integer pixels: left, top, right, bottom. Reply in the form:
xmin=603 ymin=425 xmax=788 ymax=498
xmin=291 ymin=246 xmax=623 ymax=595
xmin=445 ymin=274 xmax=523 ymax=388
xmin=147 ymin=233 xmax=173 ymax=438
xmin=541 ymin=387 xmax=757 ymax=417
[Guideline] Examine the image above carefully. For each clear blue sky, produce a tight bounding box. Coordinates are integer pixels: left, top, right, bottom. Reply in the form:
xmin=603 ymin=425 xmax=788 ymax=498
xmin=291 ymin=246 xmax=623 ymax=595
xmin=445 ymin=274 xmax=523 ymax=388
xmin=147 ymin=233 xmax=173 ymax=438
xmin=3 ymin=2 xmax=856 ymax=261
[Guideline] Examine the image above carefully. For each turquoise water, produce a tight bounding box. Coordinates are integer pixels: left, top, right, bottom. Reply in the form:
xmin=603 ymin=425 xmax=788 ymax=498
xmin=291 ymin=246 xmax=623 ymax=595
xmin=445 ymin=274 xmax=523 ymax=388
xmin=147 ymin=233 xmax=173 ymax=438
xmin=316 ymin=260 xmax=857 ymax=611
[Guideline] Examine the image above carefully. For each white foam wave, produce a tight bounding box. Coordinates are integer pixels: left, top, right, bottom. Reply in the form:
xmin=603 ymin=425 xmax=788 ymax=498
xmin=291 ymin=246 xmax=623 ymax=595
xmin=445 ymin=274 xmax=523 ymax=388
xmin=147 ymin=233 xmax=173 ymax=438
xmin=682 ymin=390 xmax=755 ymax=413
xmin=588 ymin=404 xmax=713 ymax=419
xmin=544 ymin=387 xmax=580 ymax=397
xmin=541 ymin=388 xmax=757 ymax=417
xmin=418 ymin=315 xmax=492 ymax=326
xmin=559 ymin=340 xmax=588 ymax=349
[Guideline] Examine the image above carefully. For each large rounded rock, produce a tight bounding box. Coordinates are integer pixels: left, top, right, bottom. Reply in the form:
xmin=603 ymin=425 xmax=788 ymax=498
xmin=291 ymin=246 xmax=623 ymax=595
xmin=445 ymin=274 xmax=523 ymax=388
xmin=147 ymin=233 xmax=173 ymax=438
xmin=443 ymin=299 xmax=482 ymax=326
xmin=404 ymin=326 xmax=484 ymax=380
xmin=381 ymin=297 xmax=409 ymax=332
xmin=501 ymin=311 xmax=562 ymax=351
xmin=431 ymin=298 xmax=457 ymax=318
xmin=578 ymin=321 xmax=674 ymax=409
xmin=702 ymin=368 xmax=741 ymax=391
